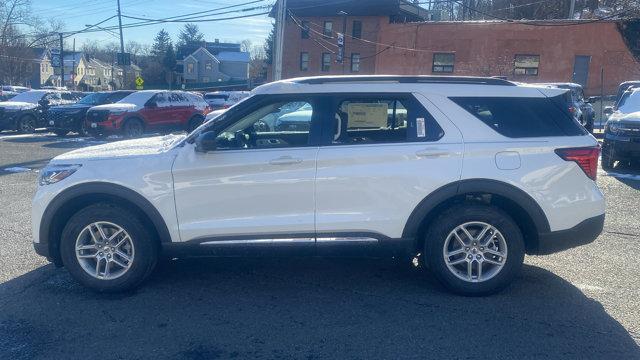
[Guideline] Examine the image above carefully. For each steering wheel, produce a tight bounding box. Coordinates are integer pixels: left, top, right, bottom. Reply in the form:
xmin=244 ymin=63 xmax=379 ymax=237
xmin=253 ymin=120 xmax=270 ymax=132
xmin=234 ymin=130 xmax=250 ymax=148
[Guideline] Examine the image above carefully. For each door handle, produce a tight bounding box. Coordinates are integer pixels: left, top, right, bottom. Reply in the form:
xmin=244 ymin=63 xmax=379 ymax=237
xmin=269 ymin=156 xmax=303 ymax=165
xmin=415 ymin=148 xmax=450 ymax=158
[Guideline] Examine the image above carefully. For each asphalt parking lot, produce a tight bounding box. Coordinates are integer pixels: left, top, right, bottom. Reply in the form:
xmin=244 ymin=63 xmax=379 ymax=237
xmin=0 ymin=131 xmax=639 ymax=360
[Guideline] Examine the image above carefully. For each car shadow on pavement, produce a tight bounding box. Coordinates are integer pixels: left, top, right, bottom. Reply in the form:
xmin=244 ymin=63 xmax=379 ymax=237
xmin=0 ymin=258 xmax=638 ymax=359
xmin=0 ymin=158 xmax=51 ymax=176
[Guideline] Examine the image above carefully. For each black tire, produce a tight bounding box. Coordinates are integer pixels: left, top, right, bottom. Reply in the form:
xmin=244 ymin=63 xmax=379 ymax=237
xmin=60 ymin=203 xmax=158 ymax=292
xmin=424 ymin=204 xmax=525 ymax=296
xmin=77 ymin=121 xmax=88 ymax=137
xmin=54 ymin=129 xmax=69 ymax=137
xmin=123 ymin=118 xmax=144 ymax=138
xmin=187 ymin=116 xmax=204 ymax=133
xmin=17 ymin=115 xmax=36 ymax=134
xmin=601 ymin=143 xmax=615 ymax=171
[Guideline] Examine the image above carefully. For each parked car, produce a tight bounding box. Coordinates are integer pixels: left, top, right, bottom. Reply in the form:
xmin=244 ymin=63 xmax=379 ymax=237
xmin=85 ymin=90 xmax=211 ymax=138
xmin=0 ymin=91 xmax=18 ymax=101
xmin=203 ymin=91 xmax=250 ymax=110
xmin=0 ymin=90 xmax=81 ymax=133
xmin=46 ymin=91 xmax=135 ymax=137
xmin=614 ymin=80 xmax=640 ymax=104
xmin=536 ymin=83 xmax=595 ymax=132
xmin=601 ymin=87 xmax=640 ymax=170
xmin=2 ymin=85 xmax=30 ymax=93
xmin=33 ymin=76 xmax=604 ymax=296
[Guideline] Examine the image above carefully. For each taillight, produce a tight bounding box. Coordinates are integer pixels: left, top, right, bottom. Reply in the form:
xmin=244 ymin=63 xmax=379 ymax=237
xmin=568 ymin=106 xmax=575 ymax=113
xmin=554 ymin=146 xmax=600 ymax=181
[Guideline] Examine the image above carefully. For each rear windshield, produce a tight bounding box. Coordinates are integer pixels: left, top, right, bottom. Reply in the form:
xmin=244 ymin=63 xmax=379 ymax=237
xmin=450 ymin=95 xmax=587 ymax=138
xmin=205 ymin=94 xmax=229 ymax=100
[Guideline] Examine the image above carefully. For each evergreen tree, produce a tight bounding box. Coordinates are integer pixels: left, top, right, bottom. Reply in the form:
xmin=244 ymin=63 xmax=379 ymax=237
xmin=177 ymin=23 xmax=204 ymax=46
xmin=151 ymin=29 xmax=172 ymax=58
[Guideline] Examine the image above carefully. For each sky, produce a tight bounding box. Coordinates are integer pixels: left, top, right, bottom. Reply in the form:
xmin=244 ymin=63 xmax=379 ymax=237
xmin=30 ymin=0 xmax=274 ymax=50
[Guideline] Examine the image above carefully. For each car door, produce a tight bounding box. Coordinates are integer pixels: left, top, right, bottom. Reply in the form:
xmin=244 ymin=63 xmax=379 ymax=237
xmin=171 ymin=95 xmax=323 ymax=253
xmin=169 ymin=92 xmax=193 ymax=126
xmin=314 ymin=93 xmax=464 ymax=255
xmin=139 ymin=92 xmax=174 ymax=129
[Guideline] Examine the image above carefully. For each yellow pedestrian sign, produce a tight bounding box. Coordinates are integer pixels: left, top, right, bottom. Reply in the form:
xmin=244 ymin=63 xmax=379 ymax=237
xmin=135 ymin=76 xmax=144 ymax=90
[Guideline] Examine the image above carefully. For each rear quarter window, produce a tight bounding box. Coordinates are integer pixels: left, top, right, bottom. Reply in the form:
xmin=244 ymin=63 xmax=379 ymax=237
xmin=450 ymin=96 xmax=587 ymax=138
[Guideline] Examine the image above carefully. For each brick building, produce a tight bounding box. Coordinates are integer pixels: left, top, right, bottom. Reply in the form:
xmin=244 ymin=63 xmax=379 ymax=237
xmin=273 ymin=0 xmax=640 ymax=95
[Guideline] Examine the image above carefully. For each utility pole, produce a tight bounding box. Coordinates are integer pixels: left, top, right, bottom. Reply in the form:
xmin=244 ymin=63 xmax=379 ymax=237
xmin=569 ymin=0 xmax=576 ymax=19
xmin=116 ymin=0 xmax=127 ymax=88
xmin=274 ymin=0 xmax=287 ymax=81
xmin=71 ymin=38 xmax=76 ymax=91
xmin=59 ymin=33 xmax=64 ymax=88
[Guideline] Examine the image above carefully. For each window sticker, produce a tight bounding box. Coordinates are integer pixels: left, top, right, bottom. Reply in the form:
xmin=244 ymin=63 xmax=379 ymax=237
xmin=416 ymin=117 xmax=426 ymax=137
xmin=347 ymin=103 xmax=388 ymax=128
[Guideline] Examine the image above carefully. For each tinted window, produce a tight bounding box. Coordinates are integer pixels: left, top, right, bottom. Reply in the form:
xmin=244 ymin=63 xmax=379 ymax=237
xmin=450 ymin=96 xmax=587 ymax=137
xmin=215 ymin=100 xmax=313 ymax=150
xmin=330 ymin=95 xmax=443 ymax=145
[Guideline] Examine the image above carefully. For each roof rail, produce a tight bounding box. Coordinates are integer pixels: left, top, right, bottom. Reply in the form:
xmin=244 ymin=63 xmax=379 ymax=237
xmin=294 ymin=75 xmax=516 ymax=86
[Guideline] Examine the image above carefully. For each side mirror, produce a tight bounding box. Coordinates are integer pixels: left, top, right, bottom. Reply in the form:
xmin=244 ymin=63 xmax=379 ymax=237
xmin=39 ymin=98 xmax=50 ymax=107
xmin=603 ymin=106 xmax=614 ymax=116
xmin=194 ymin=131 xmax=217 ymax=153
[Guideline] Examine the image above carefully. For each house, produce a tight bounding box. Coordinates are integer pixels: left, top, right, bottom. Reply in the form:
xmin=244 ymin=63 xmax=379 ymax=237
xmin=273 ymin=0 xmax=640 ymax=95
xmin=0 ymin=47 xmax=54 ymax=88
xmin=27 ymin=48 xmax=54 ymax=89
xmin=52 ymin=52 xmax=87 ymax=88
xmin=176 ymin=40 xmax=249 ymax=85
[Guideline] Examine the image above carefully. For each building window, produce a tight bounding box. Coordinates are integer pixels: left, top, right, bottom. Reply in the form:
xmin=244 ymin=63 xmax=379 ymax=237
xmin=187 ymin=63 xmax=194 ymax=74
xmin=514 ymin=54 xmax=539 ymax=76
xmin=350 ymin=53 xmax=360 ymax=72
xmin=432 ymin=53 xmax=454 ymax=73
xmin=300 ymin=52 xmax=309 ymax=71
xmin=352 ymin=21 xmax=362 ymax=39
xmin=323 ymin=21 xmax=333 ymax=37
xmin=205 ymin=61 xmax=212 ymax=71
xmin=301 ymin=21 xmax=310 ymax=39
xmin=321 ymin=53 xmax=331 ymax=72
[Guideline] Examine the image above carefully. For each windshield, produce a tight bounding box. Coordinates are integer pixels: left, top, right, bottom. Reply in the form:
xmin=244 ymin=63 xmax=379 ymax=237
xmin=617 ymin=90 xmax=640 ymax=114
xmin=9 ymin=91 xmax=46 ymax=103
xmin=118 ymin=91 xmax=155 ymax=105
xmin=78 ymin=92 xmax=110 ymax=105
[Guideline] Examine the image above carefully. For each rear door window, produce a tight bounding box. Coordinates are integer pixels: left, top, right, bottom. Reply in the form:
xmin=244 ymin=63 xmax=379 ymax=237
xmin=450 ymin=96 xmax=587 ymax=137
xmin=327 ymin=95 xmax=444 ymax=145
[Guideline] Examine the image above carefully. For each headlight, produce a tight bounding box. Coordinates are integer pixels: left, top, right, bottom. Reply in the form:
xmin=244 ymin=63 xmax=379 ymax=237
xmin=39 ymin=164 xmax=81 ymax=186
xmin=606 ymin=122 xmax=620 ymax=134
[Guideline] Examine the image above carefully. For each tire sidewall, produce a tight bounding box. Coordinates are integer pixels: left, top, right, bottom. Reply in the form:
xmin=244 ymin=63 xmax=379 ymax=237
xmin=18 ymin=115 xmax=35 ymax=133
xmin=123 ymin=118 xmax=144 ymax=138
xmin=60 ymin=204 xmax=157 ymax=292
xmin=425 ymin=205 xmax=525 ymax=296
xmin=187 ymin=116 xmax=204 ymax=132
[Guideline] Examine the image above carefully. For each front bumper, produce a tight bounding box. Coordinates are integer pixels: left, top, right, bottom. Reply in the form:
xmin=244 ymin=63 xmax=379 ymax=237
xmin=46 ymin=111 xmax=85 ymax=132
xmin=534 ymin=214 xmax=604 ymax=255
xmin=603 ymin=134 xmax=640 ymax=160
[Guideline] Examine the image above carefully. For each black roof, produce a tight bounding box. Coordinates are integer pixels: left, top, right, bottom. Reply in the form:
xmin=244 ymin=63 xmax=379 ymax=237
xmin=271 ymin=0 xmax=428 ymax=20
xmin=294 ymin=75 xmax=516 ymax=86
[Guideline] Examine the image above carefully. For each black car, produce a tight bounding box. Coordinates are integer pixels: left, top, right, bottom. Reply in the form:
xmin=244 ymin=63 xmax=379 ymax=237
xmin=47 ymin=91 xmax=135 ymax=136
xmin=0 ymin=90 xmax=81 ymax=133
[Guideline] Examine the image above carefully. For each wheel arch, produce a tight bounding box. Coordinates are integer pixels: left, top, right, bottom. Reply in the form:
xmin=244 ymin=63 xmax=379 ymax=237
xmin=403 ymin=179 xmax=550 ymax=255
xmin=40 ymin=182 xmax=172 ymax=265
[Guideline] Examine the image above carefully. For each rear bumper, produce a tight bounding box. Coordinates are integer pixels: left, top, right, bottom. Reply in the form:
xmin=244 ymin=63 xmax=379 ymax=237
xmin=534 ymin=214 xmax=604 ymax=255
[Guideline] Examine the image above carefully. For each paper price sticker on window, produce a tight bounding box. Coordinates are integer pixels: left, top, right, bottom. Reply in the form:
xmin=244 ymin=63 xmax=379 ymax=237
xmin=347 ymin=103 xmax=388 ymax=129
xmin=416 ymin=117 xmax=426 ymax=138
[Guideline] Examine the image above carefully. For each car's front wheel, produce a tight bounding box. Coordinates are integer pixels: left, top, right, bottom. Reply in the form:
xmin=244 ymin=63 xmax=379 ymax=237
xmin=425 ymin=204 xmax=525 ymax=296
xmin=60 ymin=203 xmax=158 ymax=292
xmin=601 ymin=143 xmax=615 ymax=171
xmin=17 ymin=115 xmax=36 ymax=133
xmin=123 ymin=118 xmax=144 ymax=138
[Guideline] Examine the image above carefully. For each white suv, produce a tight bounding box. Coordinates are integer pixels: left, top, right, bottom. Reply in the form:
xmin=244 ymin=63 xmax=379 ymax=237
xmin=32 ymin=76 xmax=605 ymax=296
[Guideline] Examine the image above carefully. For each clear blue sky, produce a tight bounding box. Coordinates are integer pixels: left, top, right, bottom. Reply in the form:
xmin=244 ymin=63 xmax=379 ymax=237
xmin=31 ymin=0 xmax=274 ymax=49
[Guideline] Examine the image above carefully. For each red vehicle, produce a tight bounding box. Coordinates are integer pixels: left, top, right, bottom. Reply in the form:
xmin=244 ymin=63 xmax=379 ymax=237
xmin=85 ymin=90 xmax=211 ymax=137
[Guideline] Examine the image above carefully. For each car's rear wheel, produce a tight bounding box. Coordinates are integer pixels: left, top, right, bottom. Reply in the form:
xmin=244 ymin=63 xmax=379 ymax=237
xmin=123 ymin=118 xmax=144 ymax=138
xmin=425 ymin=204 xmax=524 ymax=296
xmin=54 ymin=129 xmax=69 ymax=137
xmin=60 ymin=203 xmax=158 ymax=292
xmin=17 ymin=115 xmax=36 ymax=134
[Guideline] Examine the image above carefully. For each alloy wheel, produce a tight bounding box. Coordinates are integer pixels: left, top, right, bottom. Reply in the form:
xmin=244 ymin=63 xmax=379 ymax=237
xmin=442 ymin=221 xmax=508 ymax=283
xmin=75 ymin=221 xmax=135 ymax=280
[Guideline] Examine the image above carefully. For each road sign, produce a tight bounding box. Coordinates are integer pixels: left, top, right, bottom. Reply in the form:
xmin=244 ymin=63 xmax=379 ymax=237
xmin=135 ymin=76 xmax=144 ymax=90
xmin=117 ymin=52 xmax=131 ymax=66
